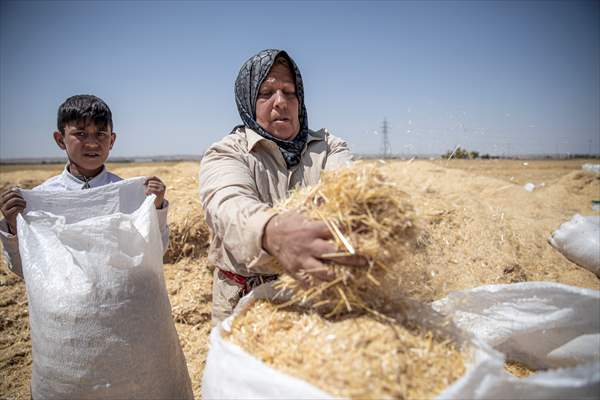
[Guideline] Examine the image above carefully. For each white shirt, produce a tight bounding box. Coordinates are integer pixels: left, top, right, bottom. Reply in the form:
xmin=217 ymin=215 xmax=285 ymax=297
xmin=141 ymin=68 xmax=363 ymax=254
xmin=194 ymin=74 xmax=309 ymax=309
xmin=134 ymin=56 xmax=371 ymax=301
xmin=0 ymin=164 xmax=170 ymax=278
xmin=37 ymin=164 xmax=123 ymax=190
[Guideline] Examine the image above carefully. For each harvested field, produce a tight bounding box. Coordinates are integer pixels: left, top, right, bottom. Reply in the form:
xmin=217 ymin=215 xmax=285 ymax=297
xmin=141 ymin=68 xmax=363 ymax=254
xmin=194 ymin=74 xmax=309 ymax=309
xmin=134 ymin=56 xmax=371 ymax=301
xmin=0 ymin=265 xmax=29 ymax=400
xmin=431 ymin=158 xmax=599 ymax=186
xmin=383 ymin=159 xmax=599 ymax=297
xmin=1 ymin=159 xmax=599 ymax=399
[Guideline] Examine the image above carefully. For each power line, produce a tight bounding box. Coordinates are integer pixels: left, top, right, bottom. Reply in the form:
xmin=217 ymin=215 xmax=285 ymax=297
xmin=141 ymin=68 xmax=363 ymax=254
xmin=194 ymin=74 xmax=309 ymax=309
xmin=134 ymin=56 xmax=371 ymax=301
xmin=380 ymin=118 xmax=391 ymax=158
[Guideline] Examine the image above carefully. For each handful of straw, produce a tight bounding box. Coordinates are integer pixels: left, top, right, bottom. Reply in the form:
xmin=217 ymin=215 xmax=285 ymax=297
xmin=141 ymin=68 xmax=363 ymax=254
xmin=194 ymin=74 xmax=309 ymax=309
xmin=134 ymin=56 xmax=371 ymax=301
xmin=270 ymin=162 xmax=427 ymax=317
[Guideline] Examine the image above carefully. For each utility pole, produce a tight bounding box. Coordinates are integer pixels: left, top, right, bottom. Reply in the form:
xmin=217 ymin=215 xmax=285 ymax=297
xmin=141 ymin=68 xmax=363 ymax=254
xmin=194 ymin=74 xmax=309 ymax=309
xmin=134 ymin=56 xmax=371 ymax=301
xmin=381 ymin=118 xmax=391 ymax=158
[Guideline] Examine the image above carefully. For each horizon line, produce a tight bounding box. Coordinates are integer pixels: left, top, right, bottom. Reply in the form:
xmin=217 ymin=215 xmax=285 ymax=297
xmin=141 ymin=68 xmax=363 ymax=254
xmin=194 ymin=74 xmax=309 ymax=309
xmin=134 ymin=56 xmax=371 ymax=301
xmin=1 ymin=153 xmax=599 ymax=165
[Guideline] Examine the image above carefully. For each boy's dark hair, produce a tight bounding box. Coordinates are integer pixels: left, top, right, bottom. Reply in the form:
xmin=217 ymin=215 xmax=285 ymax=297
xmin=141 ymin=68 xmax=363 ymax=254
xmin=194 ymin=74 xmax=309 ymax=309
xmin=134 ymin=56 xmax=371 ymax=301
xmin=57 ymin=95 xmax=113 ymax=134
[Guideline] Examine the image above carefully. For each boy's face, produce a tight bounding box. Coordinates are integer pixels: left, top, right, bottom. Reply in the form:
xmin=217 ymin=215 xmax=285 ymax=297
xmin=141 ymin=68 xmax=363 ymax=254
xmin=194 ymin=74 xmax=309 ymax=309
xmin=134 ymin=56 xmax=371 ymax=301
xmin=53 ymin=120 xmax=116 ymax=177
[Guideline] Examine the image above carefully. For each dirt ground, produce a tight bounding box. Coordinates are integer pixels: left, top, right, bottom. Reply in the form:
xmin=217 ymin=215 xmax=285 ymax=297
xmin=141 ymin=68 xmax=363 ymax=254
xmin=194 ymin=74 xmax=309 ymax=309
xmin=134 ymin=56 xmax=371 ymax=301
xmin=0 ymin=158 xmax=599 ymax=399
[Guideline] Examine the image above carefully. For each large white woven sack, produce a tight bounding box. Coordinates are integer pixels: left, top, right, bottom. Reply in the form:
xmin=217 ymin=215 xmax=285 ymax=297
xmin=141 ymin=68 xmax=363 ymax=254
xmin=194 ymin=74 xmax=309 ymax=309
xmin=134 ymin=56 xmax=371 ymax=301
xmin=434 ymin=282 xmax=600 ymax=399
xmin=18 ymin=178 xmax=193 ymax=400
xmin=203 ymin=282 xmax=599 ymax=399
xmin=549 ymin=214 xmax=600 ymax=276
xmin=201 ymin=285 xmax=498 ymax=400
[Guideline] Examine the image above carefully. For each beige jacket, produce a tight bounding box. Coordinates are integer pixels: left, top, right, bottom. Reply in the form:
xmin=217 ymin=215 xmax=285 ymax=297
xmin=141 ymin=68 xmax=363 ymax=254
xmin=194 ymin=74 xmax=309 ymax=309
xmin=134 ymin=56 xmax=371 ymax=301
xmin=199 ymin=127 xmax=353 ymax=276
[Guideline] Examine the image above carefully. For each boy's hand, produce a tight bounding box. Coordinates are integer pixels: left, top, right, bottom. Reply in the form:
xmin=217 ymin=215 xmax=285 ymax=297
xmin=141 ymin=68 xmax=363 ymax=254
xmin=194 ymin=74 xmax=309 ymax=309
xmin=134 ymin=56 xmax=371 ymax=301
xmin=0 ymin=188 xmax=26 ymax=234
xmin=144 ymin=176 xmax=166 ymax=209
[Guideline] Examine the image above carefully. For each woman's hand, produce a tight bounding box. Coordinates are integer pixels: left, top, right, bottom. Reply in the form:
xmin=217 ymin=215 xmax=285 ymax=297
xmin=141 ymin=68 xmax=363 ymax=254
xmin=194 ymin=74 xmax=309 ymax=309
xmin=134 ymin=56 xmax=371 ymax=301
xmin=262 ymin=211 xmax=366 ymax=286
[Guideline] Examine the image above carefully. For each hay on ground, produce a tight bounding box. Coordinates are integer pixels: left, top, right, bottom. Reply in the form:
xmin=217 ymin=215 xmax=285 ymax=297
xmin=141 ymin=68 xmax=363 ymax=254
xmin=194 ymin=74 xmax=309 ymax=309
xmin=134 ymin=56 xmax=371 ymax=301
xmin=164 ymin=258 xmax=214 ymax=399
xmin=164 ymin=208 xmax=210 ymax=263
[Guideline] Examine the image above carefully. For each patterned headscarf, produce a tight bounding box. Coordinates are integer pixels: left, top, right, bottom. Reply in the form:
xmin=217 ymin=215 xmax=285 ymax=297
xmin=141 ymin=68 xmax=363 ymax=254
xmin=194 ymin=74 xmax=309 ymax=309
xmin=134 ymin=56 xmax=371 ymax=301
xmin=234 ymin=49 xmax=308 ymax=168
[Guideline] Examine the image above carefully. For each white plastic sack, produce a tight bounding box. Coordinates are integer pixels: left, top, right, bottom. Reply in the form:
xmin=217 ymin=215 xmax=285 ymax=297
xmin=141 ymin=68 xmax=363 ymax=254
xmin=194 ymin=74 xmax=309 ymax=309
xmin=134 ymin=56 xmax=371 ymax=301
xmin=582 ymin=164 xmax=600 ymax=173
xmin=18 ymin=178 xmax=193 ymax=400
xmin=203 ymin=283 xmax=600 ymax=399
xmin=202 ymin=286 xmax=499 ymax=400
xmin=549 ymin=214 xmax=600 ymax=276
xmin=434 ymin=282 xmax=600 ymax=399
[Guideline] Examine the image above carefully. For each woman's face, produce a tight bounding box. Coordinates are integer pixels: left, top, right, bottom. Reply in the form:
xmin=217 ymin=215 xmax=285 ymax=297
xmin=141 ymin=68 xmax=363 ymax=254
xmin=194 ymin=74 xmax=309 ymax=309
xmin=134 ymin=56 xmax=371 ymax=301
xmin=255 ymin=62 xmax=300 ymax=140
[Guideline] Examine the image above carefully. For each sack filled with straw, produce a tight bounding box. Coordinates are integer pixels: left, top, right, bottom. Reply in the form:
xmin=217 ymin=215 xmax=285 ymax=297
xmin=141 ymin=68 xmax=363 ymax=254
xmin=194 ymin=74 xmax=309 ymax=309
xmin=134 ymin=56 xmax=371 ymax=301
xmin=226 ymin=298 xmax=466 ymax=400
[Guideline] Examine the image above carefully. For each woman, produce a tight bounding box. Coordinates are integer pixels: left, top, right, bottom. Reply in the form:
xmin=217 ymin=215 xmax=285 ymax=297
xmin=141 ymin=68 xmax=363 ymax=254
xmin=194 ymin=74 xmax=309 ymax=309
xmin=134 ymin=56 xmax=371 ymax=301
xmin=199 ymin=49 xmax=358 ymax=325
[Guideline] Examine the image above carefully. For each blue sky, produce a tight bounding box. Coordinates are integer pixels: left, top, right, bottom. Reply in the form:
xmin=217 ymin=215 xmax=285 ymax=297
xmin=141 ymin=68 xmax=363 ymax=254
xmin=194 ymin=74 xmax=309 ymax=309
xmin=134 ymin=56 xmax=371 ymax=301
xmin=1 ymin=0 xmax=598 ymax=159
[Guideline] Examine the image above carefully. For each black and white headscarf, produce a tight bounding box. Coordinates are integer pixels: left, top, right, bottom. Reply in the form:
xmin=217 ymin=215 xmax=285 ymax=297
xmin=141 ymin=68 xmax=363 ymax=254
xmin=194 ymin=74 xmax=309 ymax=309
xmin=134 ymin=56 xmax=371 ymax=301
xmin=233 ymin=49 xmax=308 ymax=168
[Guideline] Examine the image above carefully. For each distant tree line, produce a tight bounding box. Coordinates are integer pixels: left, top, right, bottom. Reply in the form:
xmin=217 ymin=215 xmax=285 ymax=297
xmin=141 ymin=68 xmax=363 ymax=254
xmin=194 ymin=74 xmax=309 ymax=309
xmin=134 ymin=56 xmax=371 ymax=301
xmin=441 ymin=147 xmax=599 ymax=160
xmin=442 ymin=147 xmax=480 ymax=159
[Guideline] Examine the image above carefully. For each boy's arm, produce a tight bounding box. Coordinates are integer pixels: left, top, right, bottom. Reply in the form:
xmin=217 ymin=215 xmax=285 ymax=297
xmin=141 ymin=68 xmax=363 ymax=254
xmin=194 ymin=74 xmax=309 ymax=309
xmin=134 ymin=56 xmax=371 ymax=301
xmin=156 ymin=200 xmax=170 ymax=255
xmin=0 ymin=220 xmax=23 ymax=278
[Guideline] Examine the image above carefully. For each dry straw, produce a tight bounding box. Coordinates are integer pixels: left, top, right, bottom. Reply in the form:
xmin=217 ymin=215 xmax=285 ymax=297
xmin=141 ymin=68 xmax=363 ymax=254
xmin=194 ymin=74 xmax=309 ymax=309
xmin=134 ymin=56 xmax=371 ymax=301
xmin=270 ymin=161 xmax=430 ymax=317
xmin=504 ymin=360 xmax=537 ymax=378
xmin=224 ymin=163 xmax=468 ymax=399
xmin=164 ymin=210 xmax=210 ymax=263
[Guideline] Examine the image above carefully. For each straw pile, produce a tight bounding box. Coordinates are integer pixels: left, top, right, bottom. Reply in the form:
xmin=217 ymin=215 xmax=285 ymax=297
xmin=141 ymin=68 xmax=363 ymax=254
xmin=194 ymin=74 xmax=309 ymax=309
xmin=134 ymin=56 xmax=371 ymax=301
xmin=270 ymin=162 xmax=430 ymax=317
xmin=386 ymin=159 xmax=600 ymax=298
xmin=226 ymin=299 xmax=466 ymax=400
xmin=164 ymin=258 xmax=214 ymax=398
xmin=504 ymin=360 xmax=537 ymax=378
xmin=164 ymin=208 xmax=210 ymax=263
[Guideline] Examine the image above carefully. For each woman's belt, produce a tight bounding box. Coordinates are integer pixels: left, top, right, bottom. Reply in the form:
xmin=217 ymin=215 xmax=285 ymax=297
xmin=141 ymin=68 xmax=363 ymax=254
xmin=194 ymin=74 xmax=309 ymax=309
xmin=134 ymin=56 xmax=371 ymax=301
xmin=219 ymin=269 xmax=279 ymax=296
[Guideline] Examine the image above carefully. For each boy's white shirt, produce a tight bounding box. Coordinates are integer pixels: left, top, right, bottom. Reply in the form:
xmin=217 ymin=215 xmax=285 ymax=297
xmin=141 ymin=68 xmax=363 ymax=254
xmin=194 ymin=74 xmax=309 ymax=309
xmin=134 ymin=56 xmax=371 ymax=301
xmin=0 ymin=164 xmax=170 ymax=278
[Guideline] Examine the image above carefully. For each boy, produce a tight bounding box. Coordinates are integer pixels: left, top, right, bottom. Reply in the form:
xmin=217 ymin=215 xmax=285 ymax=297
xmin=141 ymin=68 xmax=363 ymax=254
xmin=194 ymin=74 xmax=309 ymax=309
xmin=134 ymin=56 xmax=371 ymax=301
xmin=0 ymin=94 xmax=170 ymax=277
